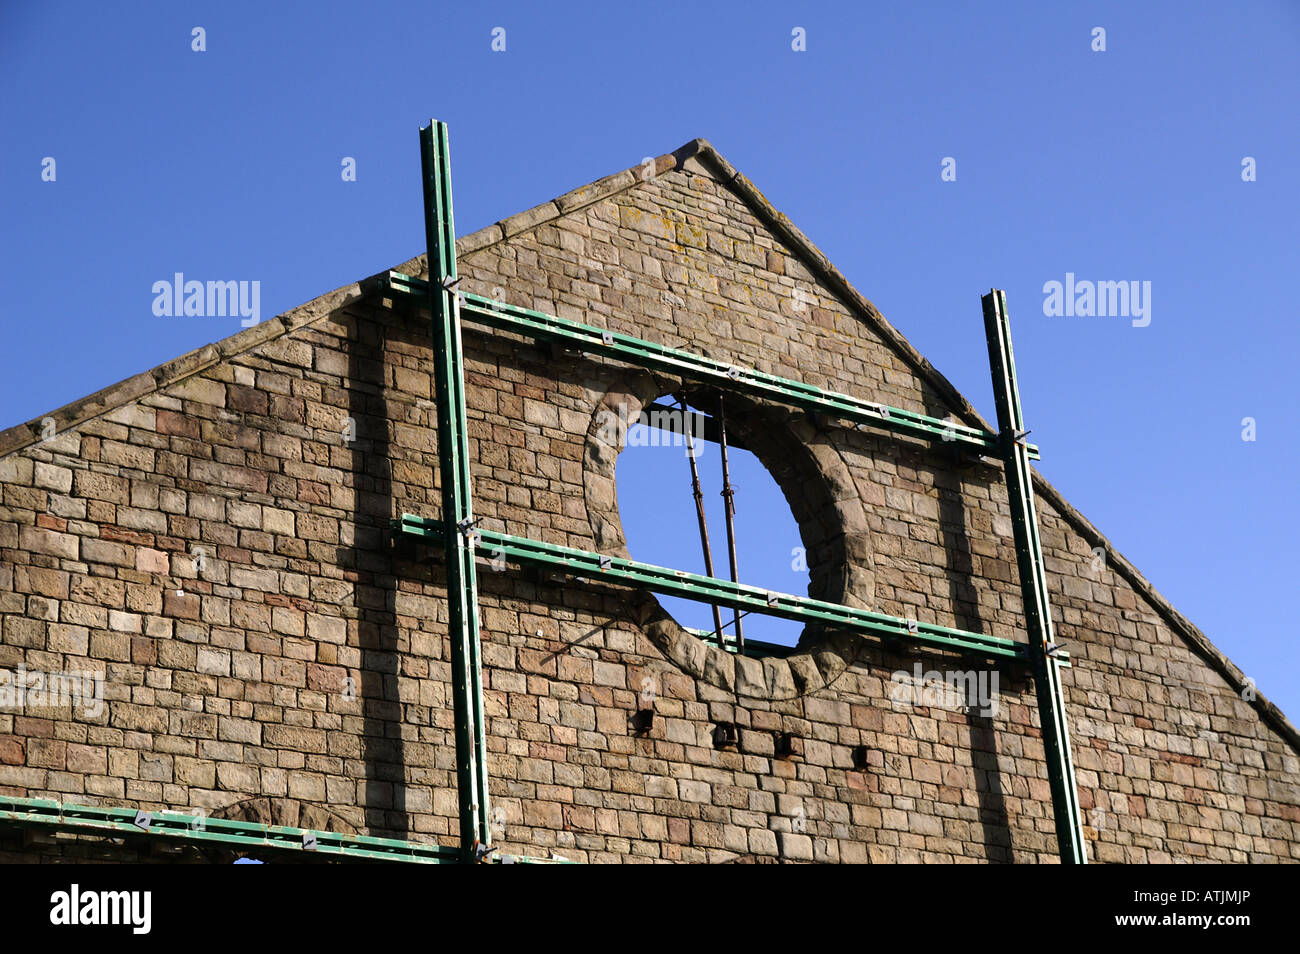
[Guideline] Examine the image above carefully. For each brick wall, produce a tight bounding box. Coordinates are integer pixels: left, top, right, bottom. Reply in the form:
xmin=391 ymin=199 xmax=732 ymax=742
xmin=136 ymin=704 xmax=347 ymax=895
xmin=1 ymin=144 xmax=1296 ymax=862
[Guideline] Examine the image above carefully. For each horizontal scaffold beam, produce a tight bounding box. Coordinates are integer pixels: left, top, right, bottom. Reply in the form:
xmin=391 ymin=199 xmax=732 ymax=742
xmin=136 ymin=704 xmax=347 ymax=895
xmin=393 ymin=514 xmax=1069 ymax=666
xmin=376 ymin=272 xmax=1040 ymax=461
xmin=0 ymin=796 xmax=565 ymax=864
xmin=0 ymin=796 xmax=457 ymax=863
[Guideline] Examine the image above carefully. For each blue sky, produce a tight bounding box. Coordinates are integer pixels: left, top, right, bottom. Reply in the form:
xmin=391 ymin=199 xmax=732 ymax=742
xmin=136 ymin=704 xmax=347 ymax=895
xmin=2 ymin=2 xmax=1296 ymax=719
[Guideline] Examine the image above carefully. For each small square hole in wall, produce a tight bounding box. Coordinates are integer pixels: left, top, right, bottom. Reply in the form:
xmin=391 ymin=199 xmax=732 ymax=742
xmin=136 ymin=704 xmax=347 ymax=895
xmin=774 ymin=731 xmax=801 ymax=759
xmin=712 ymin=721 xmax=739 ymax=750
xmin=852 ymin=744 xmax=870 ymax=770
xmin=632 ymin=708 xmax=654 ymax=736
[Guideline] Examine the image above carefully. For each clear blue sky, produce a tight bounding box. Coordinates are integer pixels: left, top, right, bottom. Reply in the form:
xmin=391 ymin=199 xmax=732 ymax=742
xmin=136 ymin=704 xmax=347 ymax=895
xmin=2 ymin=2 xmax=1296 ymax=719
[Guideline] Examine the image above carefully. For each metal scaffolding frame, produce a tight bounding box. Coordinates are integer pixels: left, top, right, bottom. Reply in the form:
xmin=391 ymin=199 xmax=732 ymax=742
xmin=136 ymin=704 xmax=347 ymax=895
xmin=0 ymin=796 xmax=461 ymax=864
xmin=0 ymin=120 xmax=1083 ymax=865
xmin=0 ymin=795 xmax=565 ymax=864
xmin=420 ymin=120 xmax=492 ymax=861
xmin=390 ymin=120 xmax=1086 ymax=863
xmin=983 ymin=290 xmax=1088 ymax=862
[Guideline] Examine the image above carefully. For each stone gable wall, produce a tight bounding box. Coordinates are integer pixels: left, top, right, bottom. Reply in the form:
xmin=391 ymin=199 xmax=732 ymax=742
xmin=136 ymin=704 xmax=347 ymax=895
xmin=1 ymin=156 xmax=1296 ymax=862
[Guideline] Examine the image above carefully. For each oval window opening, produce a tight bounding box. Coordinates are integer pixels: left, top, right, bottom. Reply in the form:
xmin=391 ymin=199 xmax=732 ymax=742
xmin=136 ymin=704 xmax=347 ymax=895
xmin=615 ymin=394 xmax=809 ymax=649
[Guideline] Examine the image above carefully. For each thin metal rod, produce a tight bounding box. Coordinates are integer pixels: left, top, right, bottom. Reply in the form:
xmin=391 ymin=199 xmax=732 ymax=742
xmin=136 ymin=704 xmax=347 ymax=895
xmin=982 ymin=289 xmax=1086 ymax=865
xmin=379 ymin=273 xmax=1041 ymax=460
xmin=716 ymin=395 xmax=744 ymax=651
xmin=679 ymin=394 xmax=725 ymax=639
xmin=702 ymin=607 xmax=756 ymax=644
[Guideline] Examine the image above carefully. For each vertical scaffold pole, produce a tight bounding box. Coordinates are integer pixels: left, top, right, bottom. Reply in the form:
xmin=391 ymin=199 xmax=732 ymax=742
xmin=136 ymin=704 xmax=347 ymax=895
xmin=421 ymin=120 xmax=491 ymax=860
xmin=982 ymin=290 xmax=1087 ymax=865
xmin=679 ymin=395 xmax=726 ymax=641
xmin=717 ymin=396 xmax=744 ymax=652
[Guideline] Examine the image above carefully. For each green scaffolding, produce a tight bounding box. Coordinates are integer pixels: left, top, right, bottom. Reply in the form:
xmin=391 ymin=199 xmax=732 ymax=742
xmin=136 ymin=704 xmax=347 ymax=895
xmin=0 ymin=120 xmax=1085 ymax=865
xmin=393 ymin=120 xmax=1087 ymax=864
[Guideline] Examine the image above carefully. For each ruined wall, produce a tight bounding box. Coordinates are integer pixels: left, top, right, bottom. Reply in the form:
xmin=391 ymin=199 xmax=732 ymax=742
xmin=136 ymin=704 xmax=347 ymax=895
xmin=1 ymin=146 xmax=1297 ymax=862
